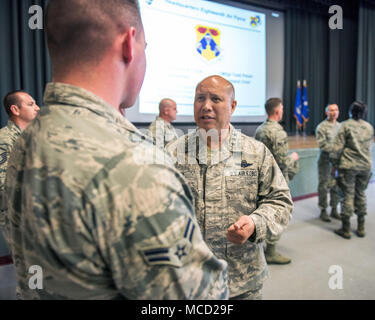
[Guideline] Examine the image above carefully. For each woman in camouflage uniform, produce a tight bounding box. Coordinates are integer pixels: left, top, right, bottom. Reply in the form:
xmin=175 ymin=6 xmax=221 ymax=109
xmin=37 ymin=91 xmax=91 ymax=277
xmin=331 ymin=101 xmax=374 ymax=239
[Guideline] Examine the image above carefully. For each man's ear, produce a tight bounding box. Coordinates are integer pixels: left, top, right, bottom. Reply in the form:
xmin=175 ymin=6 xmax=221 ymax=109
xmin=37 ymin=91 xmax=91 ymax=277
xmin=122 ymin=27 xmax=136 ymax=64
xmin=231 ymin=100 xmax=237 ymax=115
xmin=10 ymin=104 xmax=20 ymax=117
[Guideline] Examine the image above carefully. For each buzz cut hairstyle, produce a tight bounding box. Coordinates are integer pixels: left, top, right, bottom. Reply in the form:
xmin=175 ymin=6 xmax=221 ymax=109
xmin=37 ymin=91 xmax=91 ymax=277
xmin=325 ymin=103 xmax=337 ymax=112
xmin=196 ymin=75 xmax=236 ymax=101
xmin=265 ymin=98 xmax=282 ymax=116
xmin=3 ymin=90 xmax=28 ymax=117
xmin=45 ymin=0 xmax=142 ymax=73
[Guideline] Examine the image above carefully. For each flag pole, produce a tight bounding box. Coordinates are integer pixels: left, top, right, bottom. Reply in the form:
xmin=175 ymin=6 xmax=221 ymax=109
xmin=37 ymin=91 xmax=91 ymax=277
xmin=302 ymin=80 xmax=307 ymax=136
xmin=296 ymin=80 xmax=301 ymax=136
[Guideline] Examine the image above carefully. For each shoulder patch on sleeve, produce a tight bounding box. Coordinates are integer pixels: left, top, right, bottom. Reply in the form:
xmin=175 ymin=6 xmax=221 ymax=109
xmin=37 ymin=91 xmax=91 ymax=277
xmin=139 ymin=217 xmax=195 ymax=267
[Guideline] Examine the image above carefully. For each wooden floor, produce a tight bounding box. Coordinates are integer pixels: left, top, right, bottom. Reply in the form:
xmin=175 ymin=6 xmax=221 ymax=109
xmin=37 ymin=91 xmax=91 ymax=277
xmin=288 ymin=135 xmax=318 ymax=149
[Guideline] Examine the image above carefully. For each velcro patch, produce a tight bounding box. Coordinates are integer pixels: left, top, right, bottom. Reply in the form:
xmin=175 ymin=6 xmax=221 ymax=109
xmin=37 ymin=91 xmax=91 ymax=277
xmin=139 ymin=218 xmax=195 ymax=267
xmin=225 ymin=169 xmax=258 ymax=177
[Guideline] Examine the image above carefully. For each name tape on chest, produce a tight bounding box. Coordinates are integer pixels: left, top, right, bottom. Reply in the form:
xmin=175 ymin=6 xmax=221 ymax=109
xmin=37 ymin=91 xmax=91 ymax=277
xmin=225 ymin=169 xmax=258 ymax=177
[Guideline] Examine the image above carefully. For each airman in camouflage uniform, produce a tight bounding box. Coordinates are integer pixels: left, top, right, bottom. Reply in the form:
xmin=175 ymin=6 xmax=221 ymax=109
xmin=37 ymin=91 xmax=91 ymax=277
xmin=315 ymin=104 xmax=341 ymax=222
xmin=254 ymin=98 xmax=299 ymax=265
xmin=166 ymin=76 xmax=293 ymax=299
xmin=0 ymin=91 xmax=39 ymax=241
xmin=331 ymin=101 xmax=374 ymax=239
xmin=5 ymin=0 xmax=228 ymax=300
xmin=148 ymin=99 xmax=179 ymax=148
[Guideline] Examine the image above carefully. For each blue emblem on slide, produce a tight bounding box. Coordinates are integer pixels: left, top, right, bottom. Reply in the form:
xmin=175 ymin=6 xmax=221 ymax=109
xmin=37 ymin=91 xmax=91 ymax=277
xmin=250 ymin=15 xmax=261 ymax=27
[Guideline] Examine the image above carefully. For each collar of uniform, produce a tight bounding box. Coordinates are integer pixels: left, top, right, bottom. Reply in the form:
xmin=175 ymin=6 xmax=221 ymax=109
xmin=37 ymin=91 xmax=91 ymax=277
xmin=7 ymin=119 xmax=22 ymax=135
xmin=266 ymin=118 xmax=278 ymax=125
xmin=43 ymin=82 xmax=141 ymax=135
xmin=156 ymin=116 xmax=173 ymax=129
xmin=266 ymin=118 xmax=283 ymax=129
xmin=188 ymin=124 xmax=242 ymax=164
xmin=325 ymin=119 xmax=340 ymax=126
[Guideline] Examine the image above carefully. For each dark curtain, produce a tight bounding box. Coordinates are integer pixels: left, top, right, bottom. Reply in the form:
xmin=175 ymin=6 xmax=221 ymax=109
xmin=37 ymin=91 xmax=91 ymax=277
xmin=283 ymin=9 xmax=328 ymax=134
xmin=0 ymin=0 xmax=51 ymax=128
xmin=328 ymin=18 xmax=358 ymax=122
xmin=356 ymin=0 xmax=375 ymax=127
xmin=283 ymin=8 xmax=358 ymax=134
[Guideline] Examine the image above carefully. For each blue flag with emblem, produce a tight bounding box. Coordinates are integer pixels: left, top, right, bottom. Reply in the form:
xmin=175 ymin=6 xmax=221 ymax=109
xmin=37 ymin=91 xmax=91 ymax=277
xmin=302 ymin=80 xmax=309 ymax=123
xmin=294 ymin=81 xmax=303 ymax=128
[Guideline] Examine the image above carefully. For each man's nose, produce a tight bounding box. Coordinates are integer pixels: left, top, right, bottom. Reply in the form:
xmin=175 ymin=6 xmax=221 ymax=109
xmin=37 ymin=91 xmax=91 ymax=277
xmin=202 ymin=100 xmax=213 ymax=112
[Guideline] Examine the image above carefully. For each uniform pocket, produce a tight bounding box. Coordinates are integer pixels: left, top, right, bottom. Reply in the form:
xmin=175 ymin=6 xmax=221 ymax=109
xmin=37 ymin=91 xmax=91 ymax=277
xmin=224 ymin=176 xmax=257 ymax=221
xmin=225 ymin=176 xmax=257 ymax=202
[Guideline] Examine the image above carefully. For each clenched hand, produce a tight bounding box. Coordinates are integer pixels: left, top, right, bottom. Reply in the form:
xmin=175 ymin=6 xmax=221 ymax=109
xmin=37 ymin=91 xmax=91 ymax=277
xmin=226 ymin=215 xmax=255 ymax=245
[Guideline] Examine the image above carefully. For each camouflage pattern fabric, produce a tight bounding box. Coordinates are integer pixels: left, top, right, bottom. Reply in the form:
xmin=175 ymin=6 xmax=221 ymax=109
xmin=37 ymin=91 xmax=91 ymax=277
xmin=148 ymin=116 xmax=178 ymax=148
xmin=254 ymin=119 xmax=299 ymax=184
xmin=337 ymin=169 xmax=372 ymax=219
xmin=331 ymin=119 xmax=374 ymax=219
xmin=331 ymin=119 xmax=374 ymax=170
xmin=166 ymin=125 xmax=293 ymax=298
xmin=254 ymin=119 xmax=297 ymax=246
xmin=0 ymin=120 xmax=22 ymax=238
xmin=315 ymin=120 xmax=341 ymax=210
xmin=229 ymin=284 xmax=263 ymax=300
xmin=5 ymin=82 xmax=228 ymax=300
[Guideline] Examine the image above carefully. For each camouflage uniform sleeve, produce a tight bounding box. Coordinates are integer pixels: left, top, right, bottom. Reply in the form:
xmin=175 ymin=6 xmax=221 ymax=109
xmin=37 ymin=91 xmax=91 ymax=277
xmin=0 ymin=143 xmax=10 ymax=232
xmin=273 ymin=130 xmax=297 ymax=179
xmin=90 ymin=161 xmax=228 ymax=300
xmin=249 ymin=146 xmax=293 ymax=243
xmin=164 ymin=125 xmax=178 ymax=147
xmin=330 ymin=124 xmax=346 ymax=166
xmin=288 ymin=159 xmax=300 ymax=182
xmin=315 ymin=125 xmax=332 ymax=153
xmin=147 ymin=122 xmax=157 ymax=144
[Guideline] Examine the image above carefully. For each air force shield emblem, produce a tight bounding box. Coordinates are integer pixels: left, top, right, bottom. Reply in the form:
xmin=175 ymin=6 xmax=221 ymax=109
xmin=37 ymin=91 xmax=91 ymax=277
xmin=195 ymin=25 xmax=221 ymax=61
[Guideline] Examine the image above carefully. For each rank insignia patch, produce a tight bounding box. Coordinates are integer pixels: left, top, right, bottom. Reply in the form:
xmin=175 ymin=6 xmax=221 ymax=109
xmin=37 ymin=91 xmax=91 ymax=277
xmin=139 ymin=218 xmax=195 ymax=267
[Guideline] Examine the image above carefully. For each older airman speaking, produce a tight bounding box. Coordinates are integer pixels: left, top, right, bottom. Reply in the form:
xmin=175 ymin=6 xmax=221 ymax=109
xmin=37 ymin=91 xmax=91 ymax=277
xmin=167 ymin=75 xmax=293 ymax=299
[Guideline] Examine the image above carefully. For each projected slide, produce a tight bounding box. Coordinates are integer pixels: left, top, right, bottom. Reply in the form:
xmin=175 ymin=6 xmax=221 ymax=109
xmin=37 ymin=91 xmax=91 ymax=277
xmin=139 ymin=0 xmax=266 ymax=117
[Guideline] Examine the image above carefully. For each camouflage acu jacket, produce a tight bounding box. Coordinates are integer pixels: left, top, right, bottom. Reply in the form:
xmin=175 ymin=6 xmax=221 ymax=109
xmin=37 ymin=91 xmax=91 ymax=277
xmin=315 ymin=119 xmax=341 ymax=162
xmin=0 ymin=120 xmax=21 ymax=235
xmin=5 ymin=83 xmax=228 ymax=300
xmin=166 ymin=125 xmax=293 ymax=297
xmin=148 ymin=116 xmax=178 ymax=148
xmin=255 ymin=119 xmax=299 ymax=183
xmin=331 ymin=118 xmax=374 ymax=171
